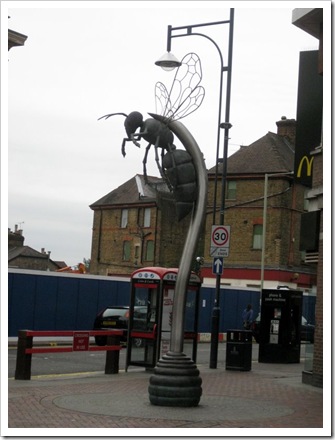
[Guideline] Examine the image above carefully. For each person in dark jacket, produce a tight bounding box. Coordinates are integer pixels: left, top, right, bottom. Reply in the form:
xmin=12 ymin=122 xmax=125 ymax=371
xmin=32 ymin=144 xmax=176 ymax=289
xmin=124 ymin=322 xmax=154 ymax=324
xmin=242 ymin=304 xmax=253 ymax=330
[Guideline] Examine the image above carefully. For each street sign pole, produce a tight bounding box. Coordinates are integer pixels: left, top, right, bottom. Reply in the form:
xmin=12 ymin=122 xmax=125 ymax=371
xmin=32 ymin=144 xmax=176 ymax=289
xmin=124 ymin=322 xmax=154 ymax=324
xmin=210 ymin=273 xmax=221 ymax=368
xmin=209 ymin=226 xmax=230 ymax=369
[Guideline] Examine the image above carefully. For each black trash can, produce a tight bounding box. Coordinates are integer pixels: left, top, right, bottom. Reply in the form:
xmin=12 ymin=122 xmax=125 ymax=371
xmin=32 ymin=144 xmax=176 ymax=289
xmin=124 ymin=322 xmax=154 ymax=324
xmin=226 ymin=329 xmax=252 ymax=371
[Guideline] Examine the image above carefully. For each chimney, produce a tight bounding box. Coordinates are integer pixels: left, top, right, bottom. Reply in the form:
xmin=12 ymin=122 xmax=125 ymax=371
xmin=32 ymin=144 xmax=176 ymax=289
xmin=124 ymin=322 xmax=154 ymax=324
xmin=8 ymin=227 xmax=24 ymax=247
xmin=276 ymin=116 xmax=296 ymax=146
xmin=14 ymin=224 xmax=23 ymax=236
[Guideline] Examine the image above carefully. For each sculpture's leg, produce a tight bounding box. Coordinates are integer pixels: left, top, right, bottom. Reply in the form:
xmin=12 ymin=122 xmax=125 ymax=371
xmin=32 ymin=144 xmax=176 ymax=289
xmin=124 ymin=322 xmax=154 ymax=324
xmin=121 ymin=138 xmax=130 ymax=157
xmin=142 ymin=144 xmax=152 ymax=184
xmin=130 ymin=133 xmax=141 ymax=148
xmin=153 ymin=136 xmax=165 ymax=180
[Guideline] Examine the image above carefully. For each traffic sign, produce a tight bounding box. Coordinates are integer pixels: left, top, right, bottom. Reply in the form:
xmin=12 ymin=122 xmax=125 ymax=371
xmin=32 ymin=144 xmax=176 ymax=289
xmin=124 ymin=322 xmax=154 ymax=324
xmin=212 ymin=257 xmax=223 ymax=275
xmin=211 ymin=225 xmax=230 ymax=248
xmin=210 ymin=225 xmax=230 ymax=257
xmin=210 ymin=247 xmax=229 ymax=257
xmin=73 ymin=332 xmax=89 ymax=351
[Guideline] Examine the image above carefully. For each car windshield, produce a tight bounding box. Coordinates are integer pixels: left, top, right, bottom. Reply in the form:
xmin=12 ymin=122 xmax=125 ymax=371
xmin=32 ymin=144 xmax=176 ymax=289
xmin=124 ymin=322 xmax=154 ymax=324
xmin=102 ymin=308 xmax=128 ymax=318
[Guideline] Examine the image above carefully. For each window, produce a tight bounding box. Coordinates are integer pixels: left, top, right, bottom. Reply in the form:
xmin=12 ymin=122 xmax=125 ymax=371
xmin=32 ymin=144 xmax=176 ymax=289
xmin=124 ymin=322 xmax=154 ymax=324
xmin=145 ymin=240 xmax=154 ymax=261
xmin=227 ymin=181 xmax=236 ymax=199
xmin=134 ymin=245 xmax=140 ymax=260
xmin=121 ymin=209 xmax=128 ymax=228
xmin=122 ymin=241 xmax=130 ymax=261
xmin=252 ymin=224 xmax=263 ymax=249
xmin=144 ymin=208 xmax=151 ymax=227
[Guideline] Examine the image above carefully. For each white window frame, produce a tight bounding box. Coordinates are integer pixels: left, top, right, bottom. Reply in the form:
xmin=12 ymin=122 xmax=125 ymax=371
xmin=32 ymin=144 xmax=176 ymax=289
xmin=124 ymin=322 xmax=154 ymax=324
xmin=227 ymin=180 xmax=237 ymax=200
xmin=145 ymin=240 xmax=154 ymax=261
xmin=253 ymin=224 xmax=263 ymax=249
xmin=121 ymin=209 xmax=128 ymax=228
xmin=144 ymin=208 xmax=151 ymax=228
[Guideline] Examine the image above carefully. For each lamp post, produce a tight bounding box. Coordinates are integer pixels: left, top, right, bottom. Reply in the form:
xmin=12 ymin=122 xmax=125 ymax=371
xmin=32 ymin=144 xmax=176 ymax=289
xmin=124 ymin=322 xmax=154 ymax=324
xmin=260 ymin=171 xmax=294 ymax=292
xmin=155 ymin=10 xmax=234 ymax=369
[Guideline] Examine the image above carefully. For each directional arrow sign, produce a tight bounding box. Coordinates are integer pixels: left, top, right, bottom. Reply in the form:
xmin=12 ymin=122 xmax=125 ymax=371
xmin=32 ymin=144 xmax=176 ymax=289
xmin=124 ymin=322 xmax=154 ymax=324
xmin=212 ymin=257 xmax=223 ymax=275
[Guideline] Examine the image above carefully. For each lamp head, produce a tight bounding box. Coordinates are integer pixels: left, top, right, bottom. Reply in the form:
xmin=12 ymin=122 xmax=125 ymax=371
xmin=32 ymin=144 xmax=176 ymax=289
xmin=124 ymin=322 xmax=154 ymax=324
xmin=155 ymin=51 xmax=182 ymax=71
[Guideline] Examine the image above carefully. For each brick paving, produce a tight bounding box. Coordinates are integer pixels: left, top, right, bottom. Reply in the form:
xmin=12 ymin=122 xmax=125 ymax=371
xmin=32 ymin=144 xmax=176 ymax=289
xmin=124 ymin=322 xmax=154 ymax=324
xmin=6 ymin=361 xmax=326 ymax=434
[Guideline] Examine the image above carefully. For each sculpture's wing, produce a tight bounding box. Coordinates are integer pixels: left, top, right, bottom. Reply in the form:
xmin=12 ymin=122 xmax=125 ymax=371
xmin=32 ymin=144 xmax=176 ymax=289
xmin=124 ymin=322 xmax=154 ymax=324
xmin=165 ymin=52 xmax=205 ymax=121
xmin=155 ymin=82 xmax=171 ymax=117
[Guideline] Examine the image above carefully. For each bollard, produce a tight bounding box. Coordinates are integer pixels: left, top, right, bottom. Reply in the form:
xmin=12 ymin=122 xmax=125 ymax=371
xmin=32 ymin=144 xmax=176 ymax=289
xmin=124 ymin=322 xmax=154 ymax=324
xmin=15 ymin=330 xmax=33 ymax=380
xmin=104 ymin=334 xmax=121 ymax=374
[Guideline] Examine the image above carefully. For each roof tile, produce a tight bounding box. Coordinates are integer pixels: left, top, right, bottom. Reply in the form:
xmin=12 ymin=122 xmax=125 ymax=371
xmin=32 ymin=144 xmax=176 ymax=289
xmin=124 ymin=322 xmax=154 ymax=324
xmin=90 ymin=174 xmax=169 ymax=208
xmin=209 ymin=132 xmax=294 ymax=175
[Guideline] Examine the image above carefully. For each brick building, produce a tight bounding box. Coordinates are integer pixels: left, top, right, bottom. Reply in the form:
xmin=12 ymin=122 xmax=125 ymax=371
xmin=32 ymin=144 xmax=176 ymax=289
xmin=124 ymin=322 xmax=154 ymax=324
xmin=89 ymin=174 xmax=201 ymax=276
xmin=202 ymin=117 xmax=315 ymax=291
xmin=8 ymin=226 xmax=64 ymax=271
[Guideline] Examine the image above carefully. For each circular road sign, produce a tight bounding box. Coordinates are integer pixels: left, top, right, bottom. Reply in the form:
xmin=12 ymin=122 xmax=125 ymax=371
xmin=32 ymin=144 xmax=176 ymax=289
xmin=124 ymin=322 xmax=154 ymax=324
xmin=211 ymin=226 xmax=230 ymax=247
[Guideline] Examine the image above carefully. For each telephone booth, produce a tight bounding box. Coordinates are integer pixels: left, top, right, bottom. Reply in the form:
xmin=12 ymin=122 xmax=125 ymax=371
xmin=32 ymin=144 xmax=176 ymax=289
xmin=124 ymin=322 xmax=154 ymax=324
xmin=258 ymin=289 xmax=303 ymax=363
xmin=126 ymin=267 xmax=201 ymax=370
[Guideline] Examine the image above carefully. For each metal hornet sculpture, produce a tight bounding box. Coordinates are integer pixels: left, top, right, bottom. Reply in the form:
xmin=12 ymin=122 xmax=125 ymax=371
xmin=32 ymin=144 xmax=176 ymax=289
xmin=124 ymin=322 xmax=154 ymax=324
xmin=98 ymin=52 xmax=205 ymax=221
xmin=99 ymin=53 xmax=208 ymax=407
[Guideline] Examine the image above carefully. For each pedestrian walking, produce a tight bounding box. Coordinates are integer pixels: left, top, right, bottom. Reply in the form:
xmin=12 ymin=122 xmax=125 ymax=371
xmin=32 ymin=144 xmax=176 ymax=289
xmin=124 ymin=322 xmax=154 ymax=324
xmin=242 ymin=304 xmax=253 ymax=330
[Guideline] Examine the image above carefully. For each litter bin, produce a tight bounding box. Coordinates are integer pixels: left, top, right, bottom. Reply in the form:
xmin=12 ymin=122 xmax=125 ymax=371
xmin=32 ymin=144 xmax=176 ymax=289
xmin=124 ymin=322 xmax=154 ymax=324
xmin=226 ymin=329 xmax=252 ymax=371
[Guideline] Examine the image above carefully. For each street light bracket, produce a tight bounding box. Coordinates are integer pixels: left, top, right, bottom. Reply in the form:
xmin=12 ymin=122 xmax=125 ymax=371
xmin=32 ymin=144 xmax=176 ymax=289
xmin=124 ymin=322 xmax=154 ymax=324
xmin=154 ymin=10 xmax=235 ymax=372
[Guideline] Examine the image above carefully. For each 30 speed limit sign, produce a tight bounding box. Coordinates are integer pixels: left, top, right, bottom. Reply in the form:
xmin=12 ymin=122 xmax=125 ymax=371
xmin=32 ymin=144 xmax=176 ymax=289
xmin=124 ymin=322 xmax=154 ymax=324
xmin=210 ymin=225 xmax=231 ymax=257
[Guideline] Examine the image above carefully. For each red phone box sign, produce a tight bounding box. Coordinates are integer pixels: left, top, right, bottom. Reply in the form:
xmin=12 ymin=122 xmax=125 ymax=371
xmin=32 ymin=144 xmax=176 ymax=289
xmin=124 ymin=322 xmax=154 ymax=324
xmin=73 ymin=331 xmax=90 ymax=351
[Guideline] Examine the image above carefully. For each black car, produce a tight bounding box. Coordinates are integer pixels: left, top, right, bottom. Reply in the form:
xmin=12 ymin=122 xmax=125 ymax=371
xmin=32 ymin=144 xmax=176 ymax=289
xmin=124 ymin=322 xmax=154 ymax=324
xmin=93 ymin=306 xmax=147 ymax=347
xmin=251 ymin=314 xmax=315 ymax=343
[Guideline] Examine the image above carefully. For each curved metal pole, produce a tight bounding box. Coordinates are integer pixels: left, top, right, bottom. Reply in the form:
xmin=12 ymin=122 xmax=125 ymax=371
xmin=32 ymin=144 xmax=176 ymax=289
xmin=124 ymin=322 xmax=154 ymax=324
xmin=150 ymin=114 xmax=208 ymax=354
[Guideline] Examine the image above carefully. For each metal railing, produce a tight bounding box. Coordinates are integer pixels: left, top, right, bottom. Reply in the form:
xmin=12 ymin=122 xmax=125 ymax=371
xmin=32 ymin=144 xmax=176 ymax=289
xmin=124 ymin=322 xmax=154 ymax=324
xmin=14 ymin=329 xmax=124 ymax=380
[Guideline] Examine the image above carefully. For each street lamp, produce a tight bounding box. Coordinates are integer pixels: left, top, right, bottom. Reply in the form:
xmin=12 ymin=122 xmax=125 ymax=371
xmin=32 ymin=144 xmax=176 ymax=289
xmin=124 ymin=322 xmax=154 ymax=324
xmin=155 ymin=10 xmax=235 ymax=369
xmin=260 ymin=171 xmax=294 ymax=292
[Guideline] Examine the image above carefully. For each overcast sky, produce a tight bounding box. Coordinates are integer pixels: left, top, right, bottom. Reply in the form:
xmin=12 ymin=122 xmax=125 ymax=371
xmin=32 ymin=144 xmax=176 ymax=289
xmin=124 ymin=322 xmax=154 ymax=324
xmin=3 ymin=2 xmax=327 ymax=267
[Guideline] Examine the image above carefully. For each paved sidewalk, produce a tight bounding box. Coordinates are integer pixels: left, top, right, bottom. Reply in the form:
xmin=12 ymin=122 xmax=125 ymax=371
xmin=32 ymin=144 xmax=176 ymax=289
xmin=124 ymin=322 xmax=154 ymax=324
xmin=6 ymin=358 xmax=326 ymax=435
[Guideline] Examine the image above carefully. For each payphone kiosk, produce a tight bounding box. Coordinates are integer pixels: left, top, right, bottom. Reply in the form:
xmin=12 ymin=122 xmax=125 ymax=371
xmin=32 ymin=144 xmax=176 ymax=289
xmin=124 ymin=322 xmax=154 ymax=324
xmin=258 ymin=289 xmax=303 ymax=363
xmin=126 ymin=267 xmax=201 ymax=370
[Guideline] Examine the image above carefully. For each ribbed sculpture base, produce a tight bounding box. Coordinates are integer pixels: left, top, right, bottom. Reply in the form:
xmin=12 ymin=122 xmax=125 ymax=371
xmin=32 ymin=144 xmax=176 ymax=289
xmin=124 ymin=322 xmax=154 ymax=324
xmin=148 ymin=352 xmax=202 ymax=407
